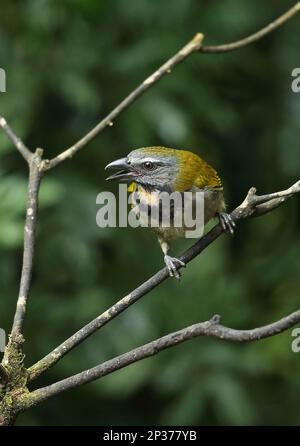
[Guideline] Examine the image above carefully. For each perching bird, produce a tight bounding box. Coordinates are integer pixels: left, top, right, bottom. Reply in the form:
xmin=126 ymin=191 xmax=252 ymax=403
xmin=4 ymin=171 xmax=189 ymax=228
xmin=105 ymin=147 xmax=234 ymax=279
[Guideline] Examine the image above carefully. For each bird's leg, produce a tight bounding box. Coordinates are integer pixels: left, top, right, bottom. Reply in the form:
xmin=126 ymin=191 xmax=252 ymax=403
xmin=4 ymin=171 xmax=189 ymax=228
xmin=158 ymin=237 xmax=185 ymax=280
xmin=218 ymin=212 xmax=236 ymax=235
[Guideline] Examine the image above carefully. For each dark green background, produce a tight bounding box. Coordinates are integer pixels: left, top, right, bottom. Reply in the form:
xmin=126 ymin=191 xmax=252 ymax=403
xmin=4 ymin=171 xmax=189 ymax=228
xmin=0 ymin=0 xmax=300 ymax=426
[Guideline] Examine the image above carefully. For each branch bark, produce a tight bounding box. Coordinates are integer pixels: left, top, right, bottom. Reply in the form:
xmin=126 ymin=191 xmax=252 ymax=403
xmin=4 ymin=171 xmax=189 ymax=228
xmin=27 ymin=180 xmax=300 ymax=381
xmin=41 ymin=2 xmax=300 ymax=170
xmin=10 ymin=150 xmax=43 ymax=338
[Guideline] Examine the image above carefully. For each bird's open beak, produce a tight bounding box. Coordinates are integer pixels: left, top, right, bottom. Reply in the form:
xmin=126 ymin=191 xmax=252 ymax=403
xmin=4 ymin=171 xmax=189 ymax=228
xmin=105 ymin=157 xmax=137 ymax=181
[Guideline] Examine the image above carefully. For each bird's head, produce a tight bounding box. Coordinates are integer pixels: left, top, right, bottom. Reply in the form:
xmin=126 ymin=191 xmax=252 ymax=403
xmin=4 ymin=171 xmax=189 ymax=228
xmin=105 ymin=146 xmax=220 ymax=191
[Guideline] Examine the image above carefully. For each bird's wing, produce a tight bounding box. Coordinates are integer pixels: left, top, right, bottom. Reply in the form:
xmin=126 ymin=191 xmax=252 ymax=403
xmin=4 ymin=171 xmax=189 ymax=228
xmin=194 ymin=161 xmax=223 ymax=190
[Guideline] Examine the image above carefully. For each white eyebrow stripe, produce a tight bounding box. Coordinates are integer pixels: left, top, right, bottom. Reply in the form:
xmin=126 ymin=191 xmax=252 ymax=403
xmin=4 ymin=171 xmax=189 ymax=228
xmin=138 ymin=157 xmax=163 ymax=163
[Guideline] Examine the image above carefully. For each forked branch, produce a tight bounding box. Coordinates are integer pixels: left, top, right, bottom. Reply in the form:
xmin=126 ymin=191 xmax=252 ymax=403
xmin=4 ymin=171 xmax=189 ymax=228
xmin=26 ymin=309 xmax=300 ymax=406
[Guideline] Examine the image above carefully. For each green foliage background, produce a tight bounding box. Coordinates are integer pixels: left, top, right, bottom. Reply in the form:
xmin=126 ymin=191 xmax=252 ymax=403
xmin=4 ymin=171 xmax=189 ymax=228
xmin=0 ymin=0 xmax=300 ymax=426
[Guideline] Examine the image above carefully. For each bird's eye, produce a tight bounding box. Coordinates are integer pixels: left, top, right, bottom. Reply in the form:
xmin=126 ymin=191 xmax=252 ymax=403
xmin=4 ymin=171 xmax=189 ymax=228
xmin=143 ymin=161 xmax=155 ymax=170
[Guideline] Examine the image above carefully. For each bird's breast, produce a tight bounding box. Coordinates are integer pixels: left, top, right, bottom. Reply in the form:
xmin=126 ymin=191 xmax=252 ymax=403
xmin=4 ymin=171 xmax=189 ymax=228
xmin=129 ymin=185 xmax=225 ymax=239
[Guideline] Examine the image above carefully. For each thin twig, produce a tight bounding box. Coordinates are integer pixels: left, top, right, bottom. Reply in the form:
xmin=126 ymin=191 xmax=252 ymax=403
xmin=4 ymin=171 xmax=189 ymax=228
xmin=10 ymin=150 xmax=43 ymax=336
xmin=200 ymin=2 xmax=300 ymax=53
xmin=26 ymin=309 xmax=300 ymax=407
xmin=0 ymin=115 xmax=32 ymax=163
xmin=42 ymin=2 xmax=300 ymax=170
xmin=27 ymin=180 xmax=300 ymax=381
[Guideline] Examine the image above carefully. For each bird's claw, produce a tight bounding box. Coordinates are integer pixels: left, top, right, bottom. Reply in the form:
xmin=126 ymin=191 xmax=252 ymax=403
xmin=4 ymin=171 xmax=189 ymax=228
xmin=164 ymin=255 xmax=185 ymax=280
xmin=218 ymin=212 xmax=236 ymax=235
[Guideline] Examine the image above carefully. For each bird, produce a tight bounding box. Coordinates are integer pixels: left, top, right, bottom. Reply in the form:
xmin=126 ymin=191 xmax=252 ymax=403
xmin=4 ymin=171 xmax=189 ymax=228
xmin=105 ymin=147 xmax=235 ymax=279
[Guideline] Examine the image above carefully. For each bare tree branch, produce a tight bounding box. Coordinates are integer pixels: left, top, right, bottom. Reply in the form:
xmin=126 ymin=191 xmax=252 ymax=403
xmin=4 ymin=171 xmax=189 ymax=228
xmin=42 ymin=33 xmax=204 ymax=170
xmin=10 ymin=150 xmax=43 ymax=337
xmin=200 ymin=2 xmax=300 ymax=53
xmin=27 ymin=180 xmax=300 ymax=381
xmin=0 ymin=150 xmax=43 ymax=425
xmin=26 ymin=309 xmax=300 ymax=407
xmin=0 ymin=115 xmax=32 ymax=163
xmin=42 ymin=2 xmax=300 ymax=171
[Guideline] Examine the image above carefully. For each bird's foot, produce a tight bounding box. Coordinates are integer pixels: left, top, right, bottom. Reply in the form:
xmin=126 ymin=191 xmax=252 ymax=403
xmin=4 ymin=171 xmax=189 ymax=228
xmin=164 ymin=255 xmax=186 ymax=280
xmin=218 ymin=212 xmax=236 ymax=235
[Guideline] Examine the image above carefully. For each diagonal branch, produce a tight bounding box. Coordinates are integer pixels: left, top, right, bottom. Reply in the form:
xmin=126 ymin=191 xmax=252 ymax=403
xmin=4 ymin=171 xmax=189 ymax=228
xmin=0 ymin=115 xmax=32 ymax=163
xmin=26 ymin=309 xmax=300 ymax=407
xmin=42 ymin=2 xmax=300 ymax=171
xmin=42 ymin=33 xmax=204 ymax=170
xmin=27 ymin=180 xmax=300 ymax=381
